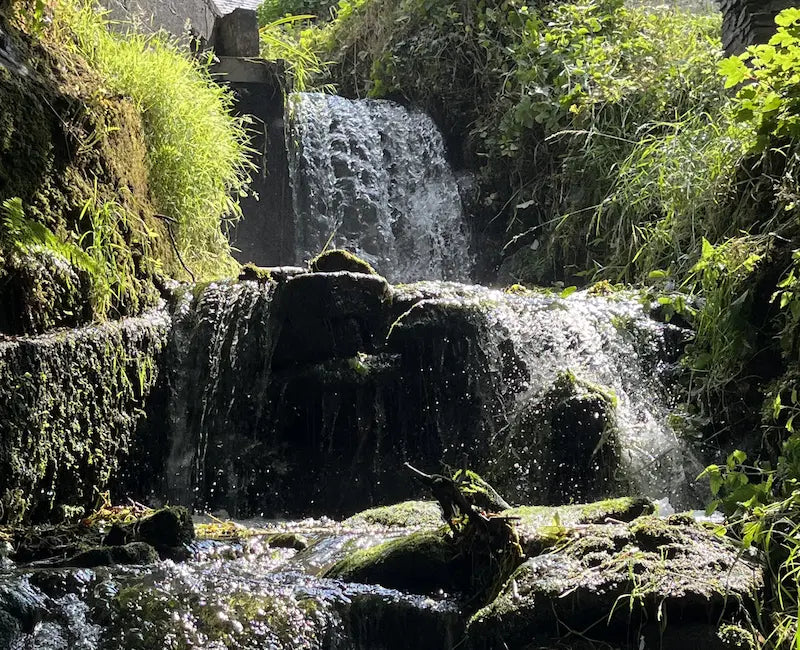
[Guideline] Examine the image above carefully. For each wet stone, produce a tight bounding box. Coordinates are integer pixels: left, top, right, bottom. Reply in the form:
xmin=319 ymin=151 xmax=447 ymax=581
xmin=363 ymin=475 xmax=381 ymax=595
xmin=271 ymin=271 xmax=392 ymax=368
xmin=309 ymin=248 xmax=377 ymax=275
xmin=135 ymin=506 xmax=195 ymax=557
xmin=59 ymin=542 xmax=159 ymax=568
xmin=467 ymin=515 xmax=764 ymax=648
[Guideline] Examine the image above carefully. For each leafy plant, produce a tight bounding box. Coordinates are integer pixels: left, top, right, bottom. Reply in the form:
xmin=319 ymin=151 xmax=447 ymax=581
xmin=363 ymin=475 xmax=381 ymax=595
xmin=1 ymin=195 xmax=144 ymax=319
xmin=1 ymin=197 xmax=98 ymax=275
xmin=682 ymin=236 xmax=764 ymax=390
xmin=260 ymin=14 xmax=331 ymax=91
xmin=257 ymin=0 xmax=336 ymax=24
xmin=722 ymin=8 xmax=800 ymax=152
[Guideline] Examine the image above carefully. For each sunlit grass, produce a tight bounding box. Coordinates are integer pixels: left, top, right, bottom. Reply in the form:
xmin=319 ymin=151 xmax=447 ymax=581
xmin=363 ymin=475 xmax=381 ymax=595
xmin=52 ymin=1 xmax=253 ymax=278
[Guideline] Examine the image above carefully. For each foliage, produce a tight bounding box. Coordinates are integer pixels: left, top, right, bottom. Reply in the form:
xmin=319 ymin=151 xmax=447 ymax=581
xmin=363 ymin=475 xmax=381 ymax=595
xmin=682 ymin=237 xmax=765 ymax=391
xmin=722 ymin=8 xmax=800 ymax=152
xmin=1 ymin=197 xmax=97 ymax=276
xmin=51 ymin=1 xmax=251 ymax=278
xmin=260 ymin=15 xmax=331 ymax=91
xmin=699 ymin=12 xmax=800 ymax=645
xmin=308 ymin=0 xmax=725 ymax=276
xmin=700 ymin=446 xmax=800 ymax=648
xmin=1 ymin=194 xmax=145 ymax=320
xmin=257 ymin=0 xmax=336 ymax=24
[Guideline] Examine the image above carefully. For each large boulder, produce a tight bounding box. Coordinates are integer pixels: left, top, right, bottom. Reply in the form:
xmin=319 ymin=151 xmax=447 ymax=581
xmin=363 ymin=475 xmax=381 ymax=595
xmin=468 ymin=514 xmax=764 ymax=648
xmin=324 ymin=527 xmax=472 ymax=594
xmin=271 ymin=271 xmax=392 ymax=368
xmin=343 ymin=500 xmax=444 ymax=529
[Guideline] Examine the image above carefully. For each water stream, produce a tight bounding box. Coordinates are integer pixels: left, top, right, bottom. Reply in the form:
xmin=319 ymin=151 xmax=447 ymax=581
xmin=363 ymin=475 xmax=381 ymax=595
xmin=287 ymin=93 xmax=474 ymax=282
xmin=0 ymin=519 xmax=461 ymax=650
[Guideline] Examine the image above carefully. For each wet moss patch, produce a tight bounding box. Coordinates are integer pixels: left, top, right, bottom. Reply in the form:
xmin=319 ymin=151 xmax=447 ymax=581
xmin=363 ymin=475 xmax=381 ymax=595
xmin=0 ymin=309 xmax=169 ymax=523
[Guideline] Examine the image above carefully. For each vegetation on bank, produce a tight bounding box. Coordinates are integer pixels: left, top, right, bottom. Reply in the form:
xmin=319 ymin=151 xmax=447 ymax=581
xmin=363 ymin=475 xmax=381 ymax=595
xmin=51 ymin=1 xmax=252 ymax=276
xmin=0 ymin=0 xmax=250 ymax=333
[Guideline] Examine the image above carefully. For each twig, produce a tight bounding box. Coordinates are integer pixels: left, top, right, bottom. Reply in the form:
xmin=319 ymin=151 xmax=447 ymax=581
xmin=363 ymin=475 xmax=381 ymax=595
xmin=154 ymin=213 xmax=195 ymax=282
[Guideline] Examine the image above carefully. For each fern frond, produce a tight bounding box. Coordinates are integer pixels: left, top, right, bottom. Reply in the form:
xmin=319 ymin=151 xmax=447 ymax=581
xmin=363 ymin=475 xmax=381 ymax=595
xmin=1 ymin=197 xmax=101 ymax=276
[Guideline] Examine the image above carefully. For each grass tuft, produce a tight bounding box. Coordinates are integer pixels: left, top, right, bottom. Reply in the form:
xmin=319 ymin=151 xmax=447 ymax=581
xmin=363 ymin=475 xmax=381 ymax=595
xmin=52 ymin=1 xmax=253 ymax=278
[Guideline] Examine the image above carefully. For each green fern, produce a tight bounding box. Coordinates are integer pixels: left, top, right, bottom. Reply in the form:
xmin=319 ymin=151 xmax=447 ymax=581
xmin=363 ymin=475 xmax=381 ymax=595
xmin=1 ymin=197 xmax=101 ymax=277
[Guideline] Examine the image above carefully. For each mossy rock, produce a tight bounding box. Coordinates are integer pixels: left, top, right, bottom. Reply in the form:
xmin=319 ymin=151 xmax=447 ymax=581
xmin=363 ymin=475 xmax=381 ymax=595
xmin=271 ymin=271 xmax=392 ymax=368
xmin=310 ymin=249 xmax=377 ymax=275
xmin=490 ymin=368 xmax=623 ymax=504
xmin=58 ymin=541 xmax=158 ymax=568
xmin=134 ymin=506 xmax=194 ymax=557
xmin=0 ymin=310 xmax=169 ymax=524
xmin=503 ymin=496 xmax=654 ymax=555
xmin=323 ymin=527 xmax=472 ymax=594
xmin=467 ymin=515 xmax=764 ymax=648
xmin=262 ymin=532 xmax=309 ymax=550
xmin=343 ymin=500 xmax=443 ymax=529
xmin=237 ymin=262 xmax=273 ymax=283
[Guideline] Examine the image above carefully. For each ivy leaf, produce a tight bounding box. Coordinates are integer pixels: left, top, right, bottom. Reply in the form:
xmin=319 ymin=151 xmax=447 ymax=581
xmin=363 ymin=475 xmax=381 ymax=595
xmin=719 ymin=56 xmax=750 ymax=88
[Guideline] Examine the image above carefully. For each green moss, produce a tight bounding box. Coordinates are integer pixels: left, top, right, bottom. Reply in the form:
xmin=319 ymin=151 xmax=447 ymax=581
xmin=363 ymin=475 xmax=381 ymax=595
xmin=343 ymin=500 xmax=443 ymax=528
xmin=628 ymin=515 xmax=687 ymax=550
xmin=579 ymin=496 xmax=655 ymax=523
xmin=323 ymin=526 xmax=470 ymax=593
xmin=309 ymin=249 xmax=377 ymax=275
xmin=717 ymin=624 xmax=756 ymax=650
xmin=238 ymin=262 xmax=274 ymax=283
xmin=0 ymin=310 xmax=169 ymax=523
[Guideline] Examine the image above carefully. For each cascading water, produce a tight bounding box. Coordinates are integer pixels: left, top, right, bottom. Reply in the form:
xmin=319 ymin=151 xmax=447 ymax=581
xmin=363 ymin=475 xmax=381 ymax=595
xmin=287 ymin=93 xmax=474 ymax=282
xmin=155 ymin=274 xmax=702 ymax=517
xmin=478 ymin=285 xmax=701 ymax=508
xmin=164 ymin=281 xmax=277 ymax=513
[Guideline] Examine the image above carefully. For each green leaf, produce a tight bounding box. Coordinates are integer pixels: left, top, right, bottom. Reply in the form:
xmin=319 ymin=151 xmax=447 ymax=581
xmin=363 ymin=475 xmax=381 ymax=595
xmin=648 ymin=270 xmax=668 ymax=280
xmin=730 ymin=449 xmax=747 ymax=466
xmin=559 ymin=286 xmax=577 ymax=298
xmin=775 ymin=8 xmax=800 ymax=27
xmin=761 ymin=92 xmax=783 ymax=113
xmin=700 ymin=237 xmax=714 ymax=261
xmin=719 ymin=57 xmax=750 ymax=88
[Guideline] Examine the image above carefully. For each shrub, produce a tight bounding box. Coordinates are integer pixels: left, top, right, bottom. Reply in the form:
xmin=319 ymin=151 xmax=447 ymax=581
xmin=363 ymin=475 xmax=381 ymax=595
xmin=257 ymin=0 xmax=337 ymax=25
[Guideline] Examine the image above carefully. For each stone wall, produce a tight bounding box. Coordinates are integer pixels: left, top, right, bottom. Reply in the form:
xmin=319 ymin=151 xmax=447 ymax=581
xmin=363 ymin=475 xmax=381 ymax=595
xmin=97 ymin=0 xmax=219 ymax=42
xmin=0 ymin=310 xmax=170 ymax=523
xmin=720 ymin=0 xmax=795 ymax=55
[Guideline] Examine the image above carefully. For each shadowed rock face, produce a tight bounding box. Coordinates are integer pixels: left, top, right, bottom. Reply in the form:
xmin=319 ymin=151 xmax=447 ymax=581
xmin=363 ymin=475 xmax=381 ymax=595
xmin=0 ymin=310 xmax=170 ymax=524
xmin=720 ymin=0 xmax=796 ymax=55
xmin=123 ymin=276 xmax=703 ymax=519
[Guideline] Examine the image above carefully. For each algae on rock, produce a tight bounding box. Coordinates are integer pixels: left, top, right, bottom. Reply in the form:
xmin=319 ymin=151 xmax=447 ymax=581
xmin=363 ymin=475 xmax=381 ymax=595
xmin=468 ymin=514 xmax=764 ymax=649
xmin=0 ymin=309 xmax=169 ymax=523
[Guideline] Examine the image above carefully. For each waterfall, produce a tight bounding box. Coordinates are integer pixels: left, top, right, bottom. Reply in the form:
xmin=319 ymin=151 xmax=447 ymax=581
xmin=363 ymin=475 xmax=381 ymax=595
xmin=158 ymin=274 xmax=701 ymax=516
xmin=286 ymin=93 xmax=474 ymax=282
xmin=165 ymin=281 xmax=277 ymax=513
xmin=482 ymin=287 xmax=701 ymax=508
